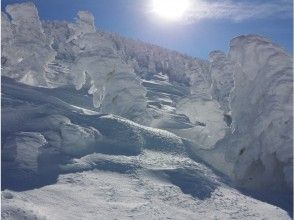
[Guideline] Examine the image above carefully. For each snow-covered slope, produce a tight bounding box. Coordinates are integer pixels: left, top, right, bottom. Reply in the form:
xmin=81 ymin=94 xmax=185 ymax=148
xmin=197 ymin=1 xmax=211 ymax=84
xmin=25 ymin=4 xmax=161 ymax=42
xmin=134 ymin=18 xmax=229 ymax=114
xmin=1 ymin=2 xmax=211 ymax=128
xmin=1 ymin=78 xmax=291 ymax=220
xmin=1 ymin=2 xmax=293 ymax=219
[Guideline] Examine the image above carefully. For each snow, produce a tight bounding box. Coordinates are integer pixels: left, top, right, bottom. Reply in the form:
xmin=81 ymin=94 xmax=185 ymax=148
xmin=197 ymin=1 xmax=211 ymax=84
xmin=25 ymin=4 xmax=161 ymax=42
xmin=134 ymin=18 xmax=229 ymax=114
xmin=2 ymin=78 xmax=187 ymax=158
xmin=175 ymin=96 xmax=228 ymax=149
xmin=2 ymin=2 xmax=56 ymax=87
xmin=228 ymin=35 xmax=293 ymax=190
xmin=195 ymin=35 xmax=293 ymax=192
xmin=1 ymin=2 xmax=293 ymax=219
xmin=2 ymin=132 xmax=47 ymax=172
xmin=72 ymin=11 xmax=96 ymax=35
xmin=209 ymin=50 xmax=235 ymax=113
xmin=2 ymin=78 xmax=292 ymax=220
xmin=1 ymin=153 xmax=291 ymax=220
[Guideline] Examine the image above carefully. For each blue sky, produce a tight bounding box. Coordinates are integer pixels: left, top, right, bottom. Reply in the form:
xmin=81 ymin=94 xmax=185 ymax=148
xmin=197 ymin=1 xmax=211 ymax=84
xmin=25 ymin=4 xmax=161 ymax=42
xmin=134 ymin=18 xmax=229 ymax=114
xmin=2 ymin=0 xmax=293 ymax=59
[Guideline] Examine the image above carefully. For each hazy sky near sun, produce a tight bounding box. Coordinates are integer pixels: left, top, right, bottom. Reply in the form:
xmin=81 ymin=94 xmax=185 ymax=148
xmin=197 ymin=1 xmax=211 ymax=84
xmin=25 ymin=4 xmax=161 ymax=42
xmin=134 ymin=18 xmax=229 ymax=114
xmin=2 ymin=0 xmax=293 ymax=59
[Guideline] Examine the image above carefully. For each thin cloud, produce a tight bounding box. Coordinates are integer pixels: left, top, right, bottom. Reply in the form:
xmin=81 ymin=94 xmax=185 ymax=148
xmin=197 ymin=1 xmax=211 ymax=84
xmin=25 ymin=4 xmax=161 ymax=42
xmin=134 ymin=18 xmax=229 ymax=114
xmin=183 ymin=0 xmax=293 ymax=22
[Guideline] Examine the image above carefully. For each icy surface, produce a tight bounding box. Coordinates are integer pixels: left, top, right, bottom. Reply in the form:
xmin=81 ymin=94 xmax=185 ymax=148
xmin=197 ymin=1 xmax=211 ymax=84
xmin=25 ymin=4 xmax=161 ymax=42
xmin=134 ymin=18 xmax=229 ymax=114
xmin=1 ymin=2 xmax=293 ymax=219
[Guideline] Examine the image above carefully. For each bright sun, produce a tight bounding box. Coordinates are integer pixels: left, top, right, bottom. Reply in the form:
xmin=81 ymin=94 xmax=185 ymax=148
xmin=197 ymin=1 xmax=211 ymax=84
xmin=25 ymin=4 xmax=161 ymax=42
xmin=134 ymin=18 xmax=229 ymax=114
xmin=152 ymin=0 xmax=189 ymax=20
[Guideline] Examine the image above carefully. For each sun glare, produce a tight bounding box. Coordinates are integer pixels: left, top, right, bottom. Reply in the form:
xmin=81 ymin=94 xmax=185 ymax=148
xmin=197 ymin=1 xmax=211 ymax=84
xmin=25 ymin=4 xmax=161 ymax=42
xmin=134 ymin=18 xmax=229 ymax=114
xmin=153 ymin=0 xmax=189 ymax=20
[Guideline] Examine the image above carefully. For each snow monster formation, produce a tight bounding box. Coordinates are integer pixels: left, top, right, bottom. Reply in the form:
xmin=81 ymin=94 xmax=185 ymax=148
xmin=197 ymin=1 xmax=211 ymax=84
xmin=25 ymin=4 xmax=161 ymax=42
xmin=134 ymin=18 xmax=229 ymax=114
xmin=199 ymin=37 xmax=293 ymax=192
xmin=1 ymin=3 xmax=293 ymax=218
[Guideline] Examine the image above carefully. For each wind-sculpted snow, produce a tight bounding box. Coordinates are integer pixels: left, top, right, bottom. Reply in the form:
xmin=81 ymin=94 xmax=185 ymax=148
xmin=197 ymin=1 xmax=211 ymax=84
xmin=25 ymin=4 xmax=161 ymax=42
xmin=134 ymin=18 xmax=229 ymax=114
xmin=175 ymin=96 xmax=228 ymax=149
xmin=1 ymin=3 xmax=56 ymax=87
xmin=1 ymin=78 xmax=188 ymax=189
xmin=197 ymin=35 xmax=293 ymax=193
xmin=1 ymin=90 xmax=292 ymax=220
xmin=1 ymin=2 xmax=213 ymax=130
xmin=209 ymin=50 xmax=235 ymax=114
xmin=227 ymin=35 xmax=293 ymax=191
xmin=2 ymin=74 xmax=292 ymax=219
xmin=1 ymin=3 xmax=226 ymax=157
xmin=1 ymin=2 xmax=293 ymax=218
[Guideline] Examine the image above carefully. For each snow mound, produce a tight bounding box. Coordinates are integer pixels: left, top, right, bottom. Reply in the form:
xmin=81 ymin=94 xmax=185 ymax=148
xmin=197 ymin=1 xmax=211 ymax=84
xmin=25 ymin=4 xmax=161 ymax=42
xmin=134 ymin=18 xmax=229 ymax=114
xmin=195 ymin=35 xmax=293 ymax=192
xmin=2 ymin=78 xmax=187 ymax=191
xmin=2 ymin=131 xmax=58 ymax=190
xmin=2 ymin=86 xmax=185 ymax=157
xmin=228 ymin=35 xmax=293 ymax=191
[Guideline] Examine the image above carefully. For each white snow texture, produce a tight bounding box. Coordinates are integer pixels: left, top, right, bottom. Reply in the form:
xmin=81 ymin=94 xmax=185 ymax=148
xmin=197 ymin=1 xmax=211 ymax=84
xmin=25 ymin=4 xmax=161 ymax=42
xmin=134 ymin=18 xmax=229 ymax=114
xmin=1 ymin=2 xmax=293 ymax=220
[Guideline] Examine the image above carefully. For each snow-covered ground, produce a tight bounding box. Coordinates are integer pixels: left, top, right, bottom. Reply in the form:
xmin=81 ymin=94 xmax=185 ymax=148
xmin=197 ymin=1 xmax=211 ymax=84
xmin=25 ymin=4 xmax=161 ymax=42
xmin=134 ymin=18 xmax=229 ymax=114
xmin=1 ymin=69 xmax=292 ymax=220
xmin=1 ymin=2 xmax=293 ymax=219
xmin=2 ymin=151 xmax=291 ymax=220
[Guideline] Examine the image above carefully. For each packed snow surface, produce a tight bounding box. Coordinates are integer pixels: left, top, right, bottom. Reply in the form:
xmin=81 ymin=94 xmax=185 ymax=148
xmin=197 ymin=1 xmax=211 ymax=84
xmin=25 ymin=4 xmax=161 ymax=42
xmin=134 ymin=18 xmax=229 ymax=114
xmin=1 ymin=2 xmax=293 ymax=219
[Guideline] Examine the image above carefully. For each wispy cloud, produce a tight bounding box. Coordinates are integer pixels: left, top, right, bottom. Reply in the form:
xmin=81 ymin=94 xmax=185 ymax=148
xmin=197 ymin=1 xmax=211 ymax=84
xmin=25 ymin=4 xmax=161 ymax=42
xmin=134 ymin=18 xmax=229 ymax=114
xmin=183 ymin=0 xmax=293 ymax=22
